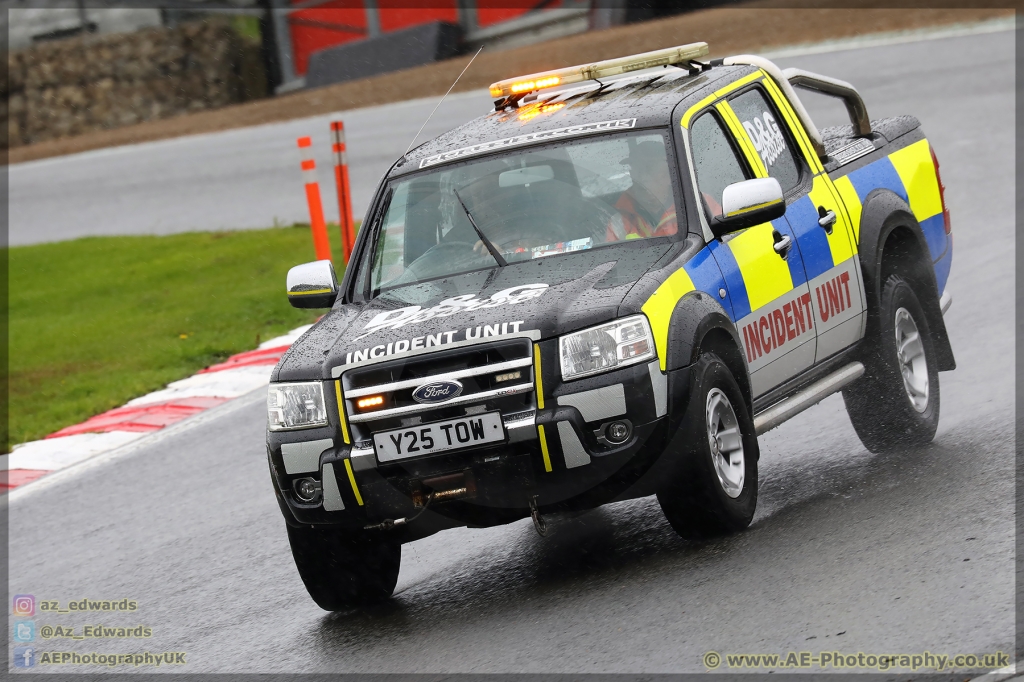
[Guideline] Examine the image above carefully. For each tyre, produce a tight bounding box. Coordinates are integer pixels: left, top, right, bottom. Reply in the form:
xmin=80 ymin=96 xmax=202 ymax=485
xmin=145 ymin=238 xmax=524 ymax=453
xmin=287 ymin=524 xmax=401 ymax=610
xmin=657 ymin=352 xmax=759 ymax=539
xmin=843 ymin=274 xmax=940 ymax=453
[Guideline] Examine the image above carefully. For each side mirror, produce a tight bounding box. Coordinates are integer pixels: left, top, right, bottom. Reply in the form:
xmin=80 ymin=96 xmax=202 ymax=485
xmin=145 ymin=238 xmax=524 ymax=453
xmin=711 ymin=177 xmax=786 ymax=238
xmin=286 ymin=260 xmax=338 ymax=309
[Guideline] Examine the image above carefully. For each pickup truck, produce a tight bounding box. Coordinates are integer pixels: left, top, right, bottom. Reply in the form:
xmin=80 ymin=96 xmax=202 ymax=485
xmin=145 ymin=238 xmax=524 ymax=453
xmin=267 ymin=42 xmax=955 ymax=610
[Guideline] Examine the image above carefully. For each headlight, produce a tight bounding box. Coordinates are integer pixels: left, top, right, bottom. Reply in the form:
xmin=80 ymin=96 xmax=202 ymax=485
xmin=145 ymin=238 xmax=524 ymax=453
xmin=559 ymin=314 xmax=656 ymax=381
xmin=267 ymin=382 xmax=328 ymax=431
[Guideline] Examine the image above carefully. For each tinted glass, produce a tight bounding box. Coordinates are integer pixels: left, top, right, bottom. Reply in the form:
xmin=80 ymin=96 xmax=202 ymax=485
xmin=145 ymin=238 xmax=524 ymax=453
xmin=730 ymin=88 xmax=801 ymax=192
xmin=360 ymin=131 xmax=680 ymax=294
xmin=690 ymin=112 xmax=749 ymax=217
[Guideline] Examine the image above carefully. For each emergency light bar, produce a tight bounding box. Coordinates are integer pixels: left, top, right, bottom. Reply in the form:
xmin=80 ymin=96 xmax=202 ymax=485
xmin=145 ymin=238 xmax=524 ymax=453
xmin=489 ymin=42 xmax=710 ymax=100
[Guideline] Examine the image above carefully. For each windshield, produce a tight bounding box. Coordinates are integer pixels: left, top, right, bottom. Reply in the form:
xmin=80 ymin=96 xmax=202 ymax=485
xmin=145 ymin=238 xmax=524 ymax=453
xmin=360 ymin=130 xmax=681 ymax=295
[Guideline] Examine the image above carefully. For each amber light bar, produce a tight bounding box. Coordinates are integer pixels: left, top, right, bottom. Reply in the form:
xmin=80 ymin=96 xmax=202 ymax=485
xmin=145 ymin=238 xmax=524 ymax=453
xmin=356 ymin=395 xmax=384 ymax=410
xmin=489 ymin=42 xmax=709 ymax=99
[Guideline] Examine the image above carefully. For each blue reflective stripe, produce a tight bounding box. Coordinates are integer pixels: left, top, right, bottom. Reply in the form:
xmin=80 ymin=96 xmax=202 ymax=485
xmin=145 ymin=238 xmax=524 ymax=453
xmin=707 ymin=239 xmax=751 ymax=320
xmin=784 ymin=197 xmax=833 ymax=281
xmin=847 ymin=157 xmax=907 ymax=205
xmin=684 ymin=245 xmax=736 ymax=321
xmin=773 ymin=216 xmax=807 ymax=288
xmin=919 ymin=213 xmax=947 ymax=261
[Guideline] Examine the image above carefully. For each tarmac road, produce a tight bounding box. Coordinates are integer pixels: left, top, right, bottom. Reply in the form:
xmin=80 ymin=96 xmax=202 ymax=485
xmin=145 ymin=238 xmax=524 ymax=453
xmin=8 ymin=30 xmax=1015 ymax=674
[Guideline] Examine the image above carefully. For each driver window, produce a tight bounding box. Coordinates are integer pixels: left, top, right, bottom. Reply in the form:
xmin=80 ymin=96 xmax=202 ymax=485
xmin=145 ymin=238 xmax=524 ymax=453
xmin=689 ymin=111 xmax=750 ymax=219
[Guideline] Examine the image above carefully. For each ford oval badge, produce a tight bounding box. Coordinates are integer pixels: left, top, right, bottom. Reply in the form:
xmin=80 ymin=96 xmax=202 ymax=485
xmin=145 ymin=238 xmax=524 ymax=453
xmin=412 ymin=379 xmax=464 ymax=404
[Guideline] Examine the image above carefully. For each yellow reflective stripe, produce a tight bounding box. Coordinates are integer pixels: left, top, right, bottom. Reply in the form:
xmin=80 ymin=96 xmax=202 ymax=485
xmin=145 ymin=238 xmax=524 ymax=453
xmin=334 ymin=380 xmax=350 ymax=444
xmin=533 ymin=345 xmax=552 ymax=472
xmin=889 ymin=139 xmax=943 ymax=222
xmin=288 ymin=288 xmax=333 ymax=296
xmin=726 ymin=222 xmax=793 ymax=311
xmin=537 ymin=424 xmax=553 ymax=473
xmin=832 ymin=175 xmax=863 ymax=244
xmin=715 ymin=70 xmax=761 ymax=98
xmin=343 ymin=458 xmax=364 ymax=506
xmin=809 ymin=174 xmax=854 ymax=265
xmin=533 ymin=344 xmax=545 ymax=409
xmin=725 ymin=199 xmax=780 ymax=217
xmin=680 ymin=92 xmax=718 ymax=129
xmin=760 ymin=74 xmax=825 ymax=174
xmin=717 ymin=101 xmax=767 ymax=178
xmin=641 ymin=267 xmax=695 ymax=371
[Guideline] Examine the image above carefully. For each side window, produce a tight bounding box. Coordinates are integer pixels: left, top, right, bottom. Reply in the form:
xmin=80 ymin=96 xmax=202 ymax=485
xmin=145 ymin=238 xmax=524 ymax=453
xmin=729 ymin=87 xmax=802 ymax=192
xmin=689 ymin=111 xmax=750 ymax=218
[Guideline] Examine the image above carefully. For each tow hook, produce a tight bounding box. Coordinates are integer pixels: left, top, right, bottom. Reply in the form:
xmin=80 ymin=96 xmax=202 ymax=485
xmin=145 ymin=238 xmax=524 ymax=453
xmin=529 ymin=495 xmax=547 ymax=537
xmin=364 ymin=492 xmax=434 ymax=532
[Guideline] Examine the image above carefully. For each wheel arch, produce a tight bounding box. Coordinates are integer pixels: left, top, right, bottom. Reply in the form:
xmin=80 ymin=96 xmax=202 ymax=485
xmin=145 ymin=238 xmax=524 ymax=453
xmin=857 ymin=188 xmax=955 ymax=371
xmin=665 ymin=291 xmax=752 ymax=410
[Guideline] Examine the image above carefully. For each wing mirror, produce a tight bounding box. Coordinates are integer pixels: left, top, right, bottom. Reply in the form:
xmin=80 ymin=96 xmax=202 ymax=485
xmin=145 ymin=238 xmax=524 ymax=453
xmin=286 ymin=260 xmax=338 ymax=309
xmin=711 ymin=177 xmax=786 ymax=238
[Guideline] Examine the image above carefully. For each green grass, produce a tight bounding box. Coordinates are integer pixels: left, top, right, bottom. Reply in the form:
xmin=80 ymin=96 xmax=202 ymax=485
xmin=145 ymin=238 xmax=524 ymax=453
xmin=8 ymin=226 xmax=349 ymax=451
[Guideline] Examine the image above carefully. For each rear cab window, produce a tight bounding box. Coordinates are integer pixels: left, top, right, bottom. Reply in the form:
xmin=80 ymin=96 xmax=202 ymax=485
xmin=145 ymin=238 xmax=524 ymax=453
xmin=728 ymin=86 xmax=809 ymax=197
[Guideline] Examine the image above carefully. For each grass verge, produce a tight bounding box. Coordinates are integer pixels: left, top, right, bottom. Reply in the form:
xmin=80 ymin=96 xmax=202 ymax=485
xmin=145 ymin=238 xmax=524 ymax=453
xmin=8 ymin=226 xmax=346 ymax=450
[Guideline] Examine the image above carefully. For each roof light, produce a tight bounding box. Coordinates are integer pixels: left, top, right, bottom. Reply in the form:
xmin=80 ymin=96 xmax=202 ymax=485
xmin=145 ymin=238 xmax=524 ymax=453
xmin=489 ymin=42 xmax=709 ymax=100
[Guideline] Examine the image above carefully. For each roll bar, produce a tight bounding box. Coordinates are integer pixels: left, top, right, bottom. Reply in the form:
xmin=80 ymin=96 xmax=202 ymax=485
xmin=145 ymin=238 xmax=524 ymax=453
xmin=723 ymin=55 xmax=872 ymax=160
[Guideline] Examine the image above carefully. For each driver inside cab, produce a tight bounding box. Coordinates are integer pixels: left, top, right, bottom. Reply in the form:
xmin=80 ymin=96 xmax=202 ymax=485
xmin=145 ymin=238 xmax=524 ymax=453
xmin=607 ymin=140 xmax=678 ymax=241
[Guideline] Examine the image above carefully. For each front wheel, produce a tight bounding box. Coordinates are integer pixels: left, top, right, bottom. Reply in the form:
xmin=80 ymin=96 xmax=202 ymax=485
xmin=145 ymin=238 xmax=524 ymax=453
xmin=657 ymin=352 xmax=759 ymax=539
xmin=287 ymin=524 xmax=401 ymax=611
xmin=843 ymin=274 xmax=940 ymax=453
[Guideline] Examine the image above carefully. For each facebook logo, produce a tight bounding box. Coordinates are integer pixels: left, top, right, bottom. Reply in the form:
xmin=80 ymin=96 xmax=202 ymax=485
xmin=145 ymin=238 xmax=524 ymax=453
xmin=13 ymin=621 xmax=34 ymax=642
xmin=13 ymin=646 xmax=35 ymax=668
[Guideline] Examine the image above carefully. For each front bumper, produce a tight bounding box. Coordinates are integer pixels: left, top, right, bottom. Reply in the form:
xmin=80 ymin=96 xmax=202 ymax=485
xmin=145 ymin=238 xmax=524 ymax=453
xmin=268 ymin=341 xmax=691 ymax=538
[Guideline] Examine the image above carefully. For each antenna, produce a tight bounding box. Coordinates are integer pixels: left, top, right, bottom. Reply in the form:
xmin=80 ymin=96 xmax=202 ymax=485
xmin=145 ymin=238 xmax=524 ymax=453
xmin=405 ymin=46 xmax=484 ymax=156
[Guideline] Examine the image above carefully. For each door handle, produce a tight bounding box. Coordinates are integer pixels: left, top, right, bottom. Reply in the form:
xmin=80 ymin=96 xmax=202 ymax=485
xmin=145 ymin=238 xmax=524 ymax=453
xmin=772 ymin=231 xmax=792 ymax=259
xmin=818 ymin=206 xmax=836 ymax=234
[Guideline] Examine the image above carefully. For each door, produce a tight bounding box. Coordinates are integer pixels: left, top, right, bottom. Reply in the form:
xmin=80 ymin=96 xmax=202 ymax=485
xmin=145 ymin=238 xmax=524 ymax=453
xmin=727 ymin=82 xmax=867 ymax=364
xmin=687 ymin=108 xmax=817 ymax=398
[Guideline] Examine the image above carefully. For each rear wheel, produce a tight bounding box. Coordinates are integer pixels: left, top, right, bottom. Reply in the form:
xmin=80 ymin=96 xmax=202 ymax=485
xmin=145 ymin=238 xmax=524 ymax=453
xmin=843 ymin=274 xmax=940 ymax=453
xmin=287 ymin=524 xmax=401 ymax=610
xmin=657 ymin=352 xmax=758 ymax=539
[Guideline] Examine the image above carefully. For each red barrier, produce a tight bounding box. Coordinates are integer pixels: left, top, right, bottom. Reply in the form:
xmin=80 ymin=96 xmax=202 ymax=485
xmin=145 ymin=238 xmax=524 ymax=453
xmin=297 ymin=136 xmax=332 ymax=261
xmin=331 ymin=121 xmax=356 ymax=263
xmin=2 ymin=469 xmax=49 ymax=490
xmin=197 ymin=345 xmax=291 ymax=374
xmin=46 ymin=397 xmax=229 ymax=438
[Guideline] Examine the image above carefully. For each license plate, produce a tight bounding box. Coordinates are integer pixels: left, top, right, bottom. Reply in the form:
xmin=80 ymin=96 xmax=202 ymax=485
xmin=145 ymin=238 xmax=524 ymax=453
xmin=373 ymin=412 xmax=505 ymax=463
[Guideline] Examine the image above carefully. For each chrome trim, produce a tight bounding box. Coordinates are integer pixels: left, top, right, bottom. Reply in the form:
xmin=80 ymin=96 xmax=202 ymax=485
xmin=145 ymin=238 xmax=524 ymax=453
xmin=753 ymin=362 xmax=864 ymax=436
xmin=939 ymin=290 xmax=952 ymax=315
xmin=345 ymin=357 xmax=533 ymax=398
xmin=347 ymin=382 xmax=535 ymax=423
xmin=350 ymin=447 xmax=375 ymax=459
xmin=503 ymin=411 xmax=536 ymax=429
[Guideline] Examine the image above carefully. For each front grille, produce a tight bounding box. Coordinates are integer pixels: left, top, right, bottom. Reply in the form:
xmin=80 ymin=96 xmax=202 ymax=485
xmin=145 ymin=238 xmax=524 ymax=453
xmin=341 ymin=339 xmax=536 ymax=445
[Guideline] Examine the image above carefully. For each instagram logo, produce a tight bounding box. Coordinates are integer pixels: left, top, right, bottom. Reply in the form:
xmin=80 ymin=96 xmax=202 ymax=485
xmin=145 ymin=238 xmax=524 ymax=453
xmin=12 ymin=595 xmax=35 ymax=617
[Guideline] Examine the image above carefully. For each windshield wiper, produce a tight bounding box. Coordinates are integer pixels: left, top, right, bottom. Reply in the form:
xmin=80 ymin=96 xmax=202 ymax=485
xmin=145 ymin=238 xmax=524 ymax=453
xmin=452 ymin=188 xmax=507 ymax=267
